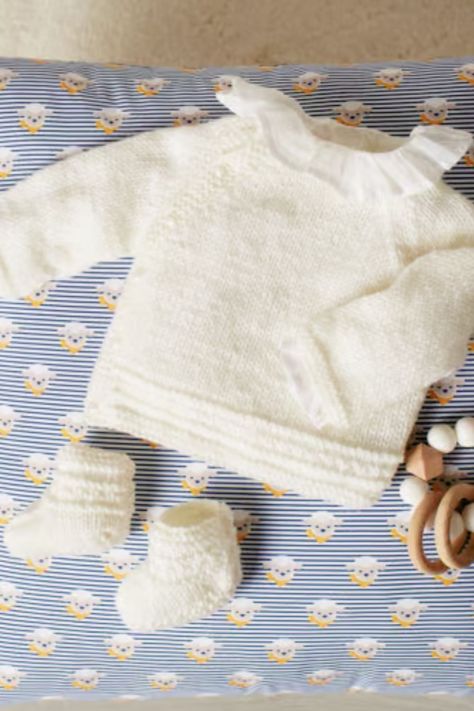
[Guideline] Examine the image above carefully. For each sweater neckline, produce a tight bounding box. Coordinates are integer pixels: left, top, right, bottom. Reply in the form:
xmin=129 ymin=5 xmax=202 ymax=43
xmin=215 ymin=77 xmax=472 ymax=200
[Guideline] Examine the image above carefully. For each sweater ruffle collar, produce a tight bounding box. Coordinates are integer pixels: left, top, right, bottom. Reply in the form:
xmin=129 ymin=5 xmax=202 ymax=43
xmin=216 ymin=77 xmax=472 ymax=200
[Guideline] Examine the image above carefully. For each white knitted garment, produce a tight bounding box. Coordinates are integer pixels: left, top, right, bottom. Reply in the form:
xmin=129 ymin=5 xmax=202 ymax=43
xmin=116 ymin=500 xmax=241 ymax=631
xmin=0 ymin=77 xmax=473 ymax=507
xmin=4 ymin=445 xmax=135 ymax=557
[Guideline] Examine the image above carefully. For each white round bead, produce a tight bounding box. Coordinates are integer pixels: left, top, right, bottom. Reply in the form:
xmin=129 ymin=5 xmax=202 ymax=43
xmin=449 ymin=511 xmax=465 ymax=542
xmin=455 ymin=417 xmax=474 ymax=448
xmin=462 ymin=502 xmax=474 ymax=533
xmin=427 ymin=424 xmax=457 ymax=453
xmin=399 ymin=476 xmax=429 ymax=506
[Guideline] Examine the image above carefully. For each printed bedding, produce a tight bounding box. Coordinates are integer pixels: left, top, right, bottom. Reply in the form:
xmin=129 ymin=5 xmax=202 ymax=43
xmin=0 ymin=56 xmax=473 ymax=704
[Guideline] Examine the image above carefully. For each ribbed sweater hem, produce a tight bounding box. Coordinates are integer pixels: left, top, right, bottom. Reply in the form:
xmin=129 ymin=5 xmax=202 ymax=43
xmin=85 ymin=368 xmax=402 ymax=508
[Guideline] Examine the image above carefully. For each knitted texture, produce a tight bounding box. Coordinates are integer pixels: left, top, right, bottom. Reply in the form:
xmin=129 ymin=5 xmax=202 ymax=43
xmin=287 ymin=249 xmax=474 ymax=431
xmin=0 ymin=77 xmax=473 ymax=507
xmin=4 ymin=444 xmax=135 ymax=557
xmin=116 ymin=500 xmax=241 ymax=631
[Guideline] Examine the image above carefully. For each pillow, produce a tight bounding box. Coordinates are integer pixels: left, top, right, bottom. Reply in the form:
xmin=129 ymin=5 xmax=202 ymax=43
xmin=0 ymin=56 xmax=473 ymax=704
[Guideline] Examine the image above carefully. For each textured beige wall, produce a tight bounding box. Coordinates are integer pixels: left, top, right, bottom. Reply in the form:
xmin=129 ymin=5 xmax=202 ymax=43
xmin=0 ymin=0 xmax=472 ymax=66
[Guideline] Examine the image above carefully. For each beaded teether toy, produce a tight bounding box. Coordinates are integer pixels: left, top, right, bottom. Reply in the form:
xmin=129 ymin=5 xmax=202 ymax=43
xmin=404 ymin=414 xmax=474 ymax=574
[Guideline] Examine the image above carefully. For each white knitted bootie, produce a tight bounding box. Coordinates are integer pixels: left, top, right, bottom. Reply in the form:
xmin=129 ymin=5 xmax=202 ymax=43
xmin=117 ymin=500 xmax=241 ymax=631
xmin=4 ymin=444 xmax=135 ymax=558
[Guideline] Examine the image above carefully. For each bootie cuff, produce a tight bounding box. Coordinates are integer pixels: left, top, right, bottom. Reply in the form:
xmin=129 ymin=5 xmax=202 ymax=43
xmin=149 ymin=500 xmax=237 ymax=572
xmin=51 ymin=444 xmax=135 ymax=511
xmin=117 ymin=500 xmax=242 ymax=631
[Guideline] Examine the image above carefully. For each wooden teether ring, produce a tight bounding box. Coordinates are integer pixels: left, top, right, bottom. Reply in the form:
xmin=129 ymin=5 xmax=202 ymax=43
xmin=408 ymin=490 xmax=447 ymax=575
xmin=408 ymin=490 xmax=466 ymax=575
xmin=435 ymin=483 xmax=474 ymax=570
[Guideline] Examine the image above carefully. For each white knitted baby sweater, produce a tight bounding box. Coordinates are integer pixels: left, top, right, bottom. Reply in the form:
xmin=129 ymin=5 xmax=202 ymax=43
xmin=1 ymin=78 xmax=474 ymax=507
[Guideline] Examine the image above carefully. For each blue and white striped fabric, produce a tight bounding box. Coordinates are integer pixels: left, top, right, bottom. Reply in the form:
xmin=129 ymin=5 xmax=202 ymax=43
xmin=0 ymin=56 xmax=473 ymax=704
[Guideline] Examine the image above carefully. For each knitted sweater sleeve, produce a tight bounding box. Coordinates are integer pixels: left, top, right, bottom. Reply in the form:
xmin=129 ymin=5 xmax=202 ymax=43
xmin=282 ymin=190 xmax=474 ymax=429
xmin=0 ymin=123 xmax=217 ymax=299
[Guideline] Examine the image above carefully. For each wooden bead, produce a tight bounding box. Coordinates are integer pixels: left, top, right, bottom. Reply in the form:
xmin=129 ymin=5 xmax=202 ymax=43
xmin=455 ymin=417 xmax=474 ymax=447
xmin=405 ymin=444 xmax=444 ymax=481
xmin=400 ymin=476 xmax=429 ymax=506
xmin=462 ymin=502 xmax=474 ymax=533
xmin=450 ymin=511 xmax=465 ymax=541
xmin=427 ymin=424 xmax=457 ymax=453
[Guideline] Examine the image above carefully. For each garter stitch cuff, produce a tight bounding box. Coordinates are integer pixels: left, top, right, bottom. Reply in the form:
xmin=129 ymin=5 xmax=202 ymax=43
xmin=116 ymin=500 xmax=241 ymax=631
xmin=5 ymin=444 xmax=135 ymax=558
